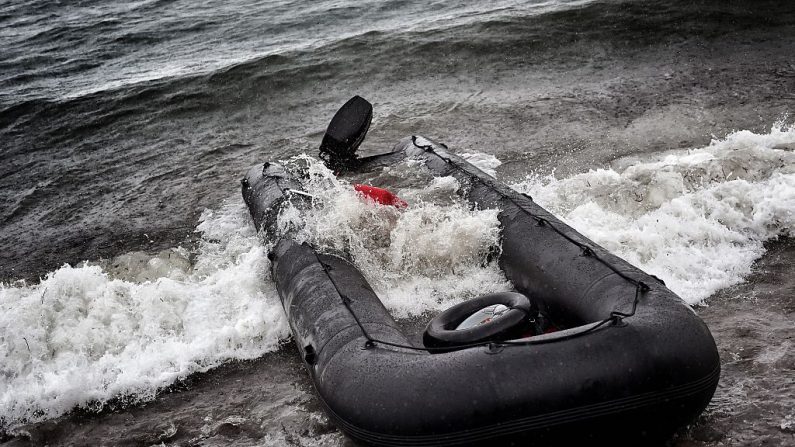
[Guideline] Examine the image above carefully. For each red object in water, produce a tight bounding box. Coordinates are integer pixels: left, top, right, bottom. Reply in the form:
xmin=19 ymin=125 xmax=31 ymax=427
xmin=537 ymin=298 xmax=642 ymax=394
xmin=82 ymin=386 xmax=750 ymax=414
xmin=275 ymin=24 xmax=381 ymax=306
xmin=354 ymin=184 xmax=408 ymax=208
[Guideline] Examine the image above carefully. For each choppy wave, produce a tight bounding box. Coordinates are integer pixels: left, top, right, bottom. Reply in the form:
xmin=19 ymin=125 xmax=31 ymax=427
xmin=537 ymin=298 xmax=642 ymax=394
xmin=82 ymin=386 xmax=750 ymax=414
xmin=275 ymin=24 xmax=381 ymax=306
xmin=0 ymin=0 xmax=594 ymax=105
xmin=0 ymin=156 xmax=508 ymax=429
xmin=512 ymin=121 xmax=795 ymax=304
xmin=1 ymin=123 xmax=793 ymax=430
xmin=5 ymin=0 xmax=790 ymax=111
xmin=0 ymin=204 xmax=287 ymax=429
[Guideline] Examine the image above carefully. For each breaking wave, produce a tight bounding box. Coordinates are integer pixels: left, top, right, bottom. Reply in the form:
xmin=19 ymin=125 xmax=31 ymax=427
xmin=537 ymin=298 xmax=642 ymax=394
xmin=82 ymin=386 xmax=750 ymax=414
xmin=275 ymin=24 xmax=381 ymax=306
xmin=512 ymin=121 xmax=795 ymax=304
xmin=1 ymin=122 xmax=793 ymax=430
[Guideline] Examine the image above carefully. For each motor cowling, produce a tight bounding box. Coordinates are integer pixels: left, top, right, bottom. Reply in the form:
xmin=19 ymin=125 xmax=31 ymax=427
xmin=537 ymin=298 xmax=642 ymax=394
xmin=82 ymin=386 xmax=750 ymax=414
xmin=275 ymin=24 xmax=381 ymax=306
xmin=319 ymin=96 xmax=373 ymax=172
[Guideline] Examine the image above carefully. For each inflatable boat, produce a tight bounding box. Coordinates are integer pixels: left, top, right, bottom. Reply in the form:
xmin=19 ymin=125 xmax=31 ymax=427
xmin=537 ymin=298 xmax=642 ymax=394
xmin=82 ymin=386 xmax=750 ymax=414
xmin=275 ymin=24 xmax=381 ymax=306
xmin=241 ymin=97 xmax=720 ymax=446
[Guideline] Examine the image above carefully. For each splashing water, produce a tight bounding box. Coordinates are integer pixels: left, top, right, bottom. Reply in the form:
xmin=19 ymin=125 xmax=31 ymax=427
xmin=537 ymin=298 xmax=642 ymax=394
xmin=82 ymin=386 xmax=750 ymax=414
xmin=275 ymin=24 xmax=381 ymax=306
xmin=278 ymin=155 xmax=509 ymax=318
xmin=1 ymin=123 xmax=792 ymax=430
xmin=0 ymin=155 xmax=507 ymax=430
xmin=0 ymin=203 xmax=288 ymax=429
xmin=511 ymin=122 xmax=795 ymax=304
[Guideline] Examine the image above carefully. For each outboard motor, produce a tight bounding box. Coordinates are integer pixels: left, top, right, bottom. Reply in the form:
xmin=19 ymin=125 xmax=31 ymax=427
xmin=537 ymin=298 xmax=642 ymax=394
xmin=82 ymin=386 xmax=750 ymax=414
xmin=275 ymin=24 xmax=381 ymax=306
xmin=319 ymin=95 xmax=373 ymax=172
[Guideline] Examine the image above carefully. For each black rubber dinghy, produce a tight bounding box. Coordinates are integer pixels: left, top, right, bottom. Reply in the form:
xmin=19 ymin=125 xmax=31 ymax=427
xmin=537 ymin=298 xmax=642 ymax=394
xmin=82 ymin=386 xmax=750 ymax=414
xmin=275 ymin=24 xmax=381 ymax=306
xmin=241 ymin=102 xmax=720 ymax=446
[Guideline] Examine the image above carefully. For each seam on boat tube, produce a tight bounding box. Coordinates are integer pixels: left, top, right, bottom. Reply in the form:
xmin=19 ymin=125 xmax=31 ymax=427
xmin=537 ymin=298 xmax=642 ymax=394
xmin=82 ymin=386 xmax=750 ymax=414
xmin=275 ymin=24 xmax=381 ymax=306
xmin=317 ymin=364 xmax=720 ymax=446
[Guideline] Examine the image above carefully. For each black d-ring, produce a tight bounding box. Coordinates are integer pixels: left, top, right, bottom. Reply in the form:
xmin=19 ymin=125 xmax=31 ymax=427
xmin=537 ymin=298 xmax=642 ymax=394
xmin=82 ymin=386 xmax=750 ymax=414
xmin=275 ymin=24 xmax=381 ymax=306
xmin=423 ymin=292 xmax=534 ymax=350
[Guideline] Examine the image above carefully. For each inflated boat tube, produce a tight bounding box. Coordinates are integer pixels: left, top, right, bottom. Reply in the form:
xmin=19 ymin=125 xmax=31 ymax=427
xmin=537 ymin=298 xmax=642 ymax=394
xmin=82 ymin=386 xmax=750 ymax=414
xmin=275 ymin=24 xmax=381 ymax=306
xmin=241 ymin=137 xmax=720 ymax=446
xmin=423 ymin=292 xmax=534 ymax=349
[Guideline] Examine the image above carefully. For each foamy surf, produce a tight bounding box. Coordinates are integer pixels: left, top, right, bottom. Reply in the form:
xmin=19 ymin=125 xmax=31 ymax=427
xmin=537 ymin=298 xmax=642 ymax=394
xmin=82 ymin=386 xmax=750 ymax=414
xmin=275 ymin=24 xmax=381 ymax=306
xmin=0 ymin=157 xmax=508 ymax=430
xmin=1 ymin=123 xmax=792 ymax=432
xmin=511 ymin=121 xmax=795 ymax=305
xmin=0 ymin=202 xmax=288 ymax=429
xmin=278 ymin=155 xmax=509 ymax=318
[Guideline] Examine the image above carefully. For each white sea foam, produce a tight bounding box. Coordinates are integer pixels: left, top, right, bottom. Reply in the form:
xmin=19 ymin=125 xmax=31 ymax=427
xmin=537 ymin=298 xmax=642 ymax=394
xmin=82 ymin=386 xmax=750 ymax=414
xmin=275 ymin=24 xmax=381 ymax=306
xmin=280 ymin=156 xmax=509 ymax=318
xmin=0 ymin=203 xmax=288 ymax=429
xmin=511 ymin=122 xmax=795 ymax=305
xmin=460 ymin=151 xmax=503 ymax=177
xmin=0 ymin=156 xmax=508 ymax=429
xmin=1 ymin=123 xmax=792 ymax=430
